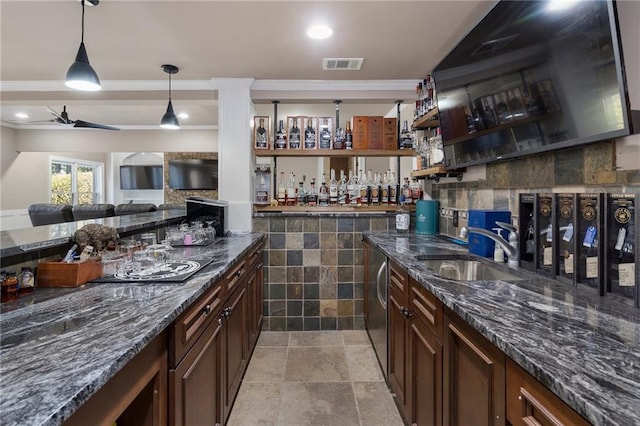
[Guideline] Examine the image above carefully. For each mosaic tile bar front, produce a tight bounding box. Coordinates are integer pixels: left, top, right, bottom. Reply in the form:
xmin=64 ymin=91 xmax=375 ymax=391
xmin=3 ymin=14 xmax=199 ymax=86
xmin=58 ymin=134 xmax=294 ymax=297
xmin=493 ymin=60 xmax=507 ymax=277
xmin=252 ymin=214 xmax=397 ymax=331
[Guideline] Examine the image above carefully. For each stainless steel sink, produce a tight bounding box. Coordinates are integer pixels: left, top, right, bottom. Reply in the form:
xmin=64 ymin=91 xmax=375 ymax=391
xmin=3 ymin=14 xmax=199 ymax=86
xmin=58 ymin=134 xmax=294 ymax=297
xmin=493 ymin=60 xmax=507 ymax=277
xmin=416 ymin=257 xmax=524 ymax=282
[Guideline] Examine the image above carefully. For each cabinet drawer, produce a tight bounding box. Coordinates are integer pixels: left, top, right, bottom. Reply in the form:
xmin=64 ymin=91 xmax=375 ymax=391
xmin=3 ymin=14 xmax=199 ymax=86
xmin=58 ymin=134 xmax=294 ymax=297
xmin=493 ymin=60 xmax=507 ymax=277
xmin=389 ymin=260 xmax=409 ymax=300
xmin=246 ymin=242 xmax=264 ymax=270
xmin=170 ymin=280 xmax=224 ymax=367
xmin=225 ymin=260 xmax=247 ymax=295
xmin=410 ymin=277 xmax=443 ymax=342
xmin=506 ymin=358 xmax=589 ymax=426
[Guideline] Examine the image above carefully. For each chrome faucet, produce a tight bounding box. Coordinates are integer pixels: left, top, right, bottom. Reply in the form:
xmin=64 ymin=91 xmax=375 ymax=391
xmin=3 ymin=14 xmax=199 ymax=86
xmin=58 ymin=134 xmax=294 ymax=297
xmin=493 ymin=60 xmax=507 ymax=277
xmin=460 ymin=221 xmax=520 ymax=268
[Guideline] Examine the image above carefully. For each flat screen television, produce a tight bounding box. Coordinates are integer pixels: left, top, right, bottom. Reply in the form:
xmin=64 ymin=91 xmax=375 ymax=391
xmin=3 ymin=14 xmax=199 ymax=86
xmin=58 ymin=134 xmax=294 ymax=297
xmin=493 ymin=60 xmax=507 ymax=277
xmin=120 ymin=165 xmax=163 ymax=190
xmin=432 ymin=0 xmax=634 ymax=169
xmin=168 ymin=159 xmax=218 ymax=190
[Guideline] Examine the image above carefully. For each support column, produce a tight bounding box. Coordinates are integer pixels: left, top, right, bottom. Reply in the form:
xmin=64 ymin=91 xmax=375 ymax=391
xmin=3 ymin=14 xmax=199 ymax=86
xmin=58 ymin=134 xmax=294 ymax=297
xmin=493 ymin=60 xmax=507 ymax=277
xmin=214 ymin=78 xmax=254 ymax=232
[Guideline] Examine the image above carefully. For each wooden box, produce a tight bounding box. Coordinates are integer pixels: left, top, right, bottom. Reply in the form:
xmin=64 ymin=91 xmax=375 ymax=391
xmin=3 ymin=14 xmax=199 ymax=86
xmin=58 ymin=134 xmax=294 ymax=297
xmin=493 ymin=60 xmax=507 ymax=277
xmin=383 ymin=118 xmax=398 ymax=150
xmin=37 ymin=259 xmax=102 ymax=288
xmin=367 ymin=116 xmax=384 ymax=149
xmin=351 ymin=116 xmax=368 ymax=150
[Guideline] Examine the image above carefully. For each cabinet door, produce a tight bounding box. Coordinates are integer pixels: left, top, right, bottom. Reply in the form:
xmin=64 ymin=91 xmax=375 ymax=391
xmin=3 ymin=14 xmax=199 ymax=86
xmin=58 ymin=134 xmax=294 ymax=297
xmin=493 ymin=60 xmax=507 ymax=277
xmin=388 ymin=284 xmax=409 ymax=419
xmin=444 ymin=311 xmax=506 ymax=426
xmin=409 ymin=317 xmax=443 ymax=426
xmin=247 ymin=258 xmax=264 ymax=352
xmin=170 ymin=319 xmax=222 ymax=426
xmin=222 ymin=285 xmax=248 ymax=422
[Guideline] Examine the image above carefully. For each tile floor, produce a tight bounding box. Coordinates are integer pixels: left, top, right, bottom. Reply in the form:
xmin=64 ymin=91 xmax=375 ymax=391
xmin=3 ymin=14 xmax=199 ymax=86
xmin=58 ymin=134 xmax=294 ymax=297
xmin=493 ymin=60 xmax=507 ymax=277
xmin=227 ymin=331 xmax=404 ymax=426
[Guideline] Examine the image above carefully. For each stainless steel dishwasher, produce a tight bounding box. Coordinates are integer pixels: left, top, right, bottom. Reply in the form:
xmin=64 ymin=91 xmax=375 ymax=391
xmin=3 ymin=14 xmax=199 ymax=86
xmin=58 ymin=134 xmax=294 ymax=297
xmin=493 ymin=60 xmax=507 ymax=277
xmin=365 ymin=244 xmax=388 ymax=377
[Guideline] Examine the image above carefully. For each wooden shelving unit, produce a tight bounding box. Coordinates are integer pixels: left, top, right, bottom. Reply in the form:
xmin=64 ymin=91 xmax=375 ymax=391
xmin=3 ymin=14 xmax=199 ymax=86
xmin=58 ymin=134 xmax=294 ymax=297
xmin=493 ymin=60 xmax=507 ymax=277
xmin=411 ymin=166 xmax=465 ymax=182
xmin=412 ymin=108 xmax=440 ymax=130
xmin=253 ymin=148 xmax=414 ymax=157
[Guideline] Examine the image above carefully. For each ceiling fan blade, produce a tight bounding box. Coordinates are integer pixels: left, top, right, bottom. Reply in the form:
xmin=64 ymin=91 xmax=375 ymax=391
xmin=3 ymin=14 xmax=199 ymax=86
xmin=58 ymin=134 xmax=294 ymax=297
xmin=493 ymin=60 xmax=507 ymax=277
xmin=73 ymin=120 xmax=120 ymax=131
xmin=47 ymin=105 xmax=64 ymax=121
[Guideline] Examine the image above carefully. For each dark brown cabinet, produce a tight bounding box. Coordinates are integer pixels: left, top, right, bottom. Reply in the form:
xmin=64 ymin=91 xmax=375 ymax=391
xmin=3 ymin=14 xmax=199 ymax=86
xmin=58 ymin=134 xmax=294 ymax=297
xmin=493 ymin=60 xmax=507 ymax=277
xmin=221 ymin=284 xmax=248 ymax=422
xmin=246 ymin=243 xmax=264 ymax=352
xmin=388 ymin=260 xmax=410 ymax=417
xmin=506 ymin=358 xmax=589 ymax=426
xmin=443 ymin=309 xmax=506 ymax=426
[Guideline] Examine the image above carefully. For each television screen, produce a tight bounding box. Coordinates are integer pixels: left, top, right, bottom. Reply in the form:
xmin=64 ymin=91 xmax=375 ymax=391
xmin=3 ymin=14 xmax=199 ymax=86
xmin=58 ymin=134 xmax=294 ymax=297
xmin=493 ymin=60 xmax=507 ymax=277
xmin=168 ymin=159 xmax=218 ymax=190
xmin=120 ymin=165 xmax=163 ymax=190
xmin=432 ymin=0 xmax=632 ymax=169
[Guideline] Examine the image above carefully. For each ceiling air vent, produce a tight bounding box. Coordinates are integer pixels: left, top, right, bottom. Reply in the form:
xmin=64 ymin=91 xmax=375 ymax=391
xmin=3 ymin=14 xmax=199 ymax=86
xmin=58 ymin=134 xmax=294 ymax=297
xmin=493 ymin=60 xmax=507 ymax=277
xmin=322 ymin=58 xmax=364 ymax=71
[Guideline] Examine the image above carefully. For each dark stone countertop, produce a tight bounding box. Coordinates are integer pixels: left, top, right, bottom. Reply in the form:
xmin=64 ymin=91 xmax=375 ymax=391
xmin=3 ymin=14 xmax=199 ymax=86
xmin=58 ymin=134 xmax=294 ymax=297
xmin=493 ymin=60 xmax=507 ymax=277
xmin=0 ymin=210 xmax=186 ymax=260
xmin=363 ymin=231 xmax=640 ymax=426
xmin=0 ymin=233 xmax=265 ymax=426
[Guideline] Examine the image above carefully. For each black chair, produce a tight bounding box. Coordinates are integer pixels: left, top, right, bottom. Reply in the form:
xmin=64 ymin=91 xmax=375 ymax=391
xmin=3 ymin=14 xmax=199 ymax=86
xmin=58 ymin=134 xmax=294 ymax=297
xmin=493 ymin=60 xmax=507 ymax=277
xmin=28 ymin=203 xmax=74 ymax=226
xmin=114 ymin=203 xmax=158 ymax=216
xmin=72 ymin=204 xmax=116 ymax=221
xmin=157 ymin=203 xmax=186 ymax=211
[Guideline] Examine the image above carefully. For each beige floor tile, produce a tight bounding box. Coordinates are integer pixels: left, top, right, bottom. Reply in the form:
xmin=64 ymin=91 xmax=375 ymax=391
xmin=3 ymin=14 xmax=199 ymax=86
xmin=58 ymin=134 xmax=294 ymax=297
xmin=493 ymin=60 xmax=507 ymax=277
xmin=352 ymin=381 xmax=405 ymax=426
xmin=243 ymin=347 xmax=287 ymax=382
xmin=257 ymin=331 xmax=291 ymax=346
xmin=285 ymin=346 xmax=350 ymax=381
xmin=289 ymin=330 xmax=343 ymax=347
xmin=278 ymin=382 xmax=360 ymax=426
xmin=227 ymin=382 xmax=282 ymax=426
xmin=345 ymin=345 xmax=384 ymax=382
xmin=341 ymin=330 xmax=371 ymax=346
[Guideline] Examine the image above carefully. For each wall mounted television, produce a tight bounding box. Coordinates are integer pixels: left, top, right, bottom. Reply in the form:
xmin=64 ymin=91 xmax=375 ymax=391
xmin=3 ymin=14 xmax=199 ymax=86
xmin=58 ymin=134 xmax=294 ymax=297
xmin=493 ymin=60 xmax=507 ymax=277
xmin=432 ymin=0 xmax=634 ymax=169
xmin=168 ymin=159 xmax=218 ymax=190
xmin=119 ymin=165 xmax=163 ymax=190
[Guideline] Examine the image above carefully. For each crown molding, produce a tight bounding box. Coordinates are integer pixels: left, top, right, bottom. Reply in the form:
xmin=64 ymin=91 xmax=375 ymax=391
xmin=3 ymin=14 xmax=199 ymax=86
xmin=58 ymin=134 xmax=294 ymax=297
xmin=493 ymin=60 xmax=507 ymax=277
xmin=251 ymin=79 xmax=416 ymax=91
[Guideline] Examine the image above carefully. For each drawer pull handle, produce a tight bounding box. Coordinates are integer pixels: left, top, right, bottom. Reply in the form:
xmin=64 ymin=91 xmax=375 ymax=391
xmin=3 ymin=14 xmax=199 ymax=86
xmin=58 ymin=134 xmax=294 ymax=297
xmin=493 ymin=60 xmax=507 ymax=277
xmin=401 ymin=307 xmax=413 ymax=318
xmin=255 ymin=263 xmax=263 ymax=270
xmin=223 ymin=307 xmax=232 ymax=319
xmin=203 ymin=304 xmax=211 ymax=315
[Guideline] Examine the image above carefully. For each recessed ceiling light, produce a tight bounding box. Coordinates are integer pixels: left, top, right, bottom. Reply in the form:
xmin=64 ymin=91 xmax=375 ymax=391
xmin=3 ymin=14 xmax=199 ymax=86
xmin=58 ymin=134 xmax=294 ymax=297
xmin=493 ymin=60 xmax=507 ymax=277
xmin=15 ymin=112 xmax=29 ymax=119
xmin=547 ymin=0 xmax=578 ymax=11
xmin=178 ymin=112 xmax=189 ymax=119
xmin=307 ymin=25 xmax=333 ymax=40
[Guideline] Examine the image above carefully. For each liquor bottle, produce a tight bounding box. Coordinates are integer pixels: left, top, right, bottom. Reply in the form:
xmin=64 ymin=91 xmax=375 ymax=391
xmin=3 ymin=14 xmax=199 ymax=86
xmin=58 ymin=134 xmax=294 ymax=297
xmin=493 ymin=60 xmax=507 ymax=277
xmin=399 ymin=120 xmax=413 ymax=149
xmin=277 ymin=172 xmax=286 ymax=206
xmin=402 ymin=177 xmax=411 ymax=202
xmin=304 ymin=118 xmax=317 ymax=149
xmin=389 ymin=171 xmax=398 ymax=205
xmin=256 ymin=118 xmax=268 ymax=149
xmin=329 ymin=169 xmax=338 ymax=205
xmin=334 ymin=127 xmax=345 ymax=150
xmin=297 ymin=181 xmax=306 ymax=206
xmin=275 ymin=119 xmax=287 ymax=150
xmin=307 ymin=178 xmax=318 ymax=206
xmin=345 ymin=121 xmax=353 ymax=150
xmin=319 ymin=173 xmax=329 ymax=207
xmin=338 ymin=170 xmax=347 ymax=206
xmin=410 ymin=178 xmax=422 ymax=204
xmin=348 ymin=173 xmax=359 ymax=206
xmin=286 ymin=172 xmax=297 ymax=206
xmin=369 ymin=171 xmax=380 ymax=205
xmin=301 ymin=175 xmax=309 ymax=205
xmin=381 ymin=171 xmax=389 ymax=205
xmin=319 ymin=118 xmax=332 ymax=149
xmin=396 ymin=198 xmax=410 ymax=233
xmin=289 ymin=117 xmax=301 ymax=149
xmin=359 ymin=169 xmax=369 ymax=205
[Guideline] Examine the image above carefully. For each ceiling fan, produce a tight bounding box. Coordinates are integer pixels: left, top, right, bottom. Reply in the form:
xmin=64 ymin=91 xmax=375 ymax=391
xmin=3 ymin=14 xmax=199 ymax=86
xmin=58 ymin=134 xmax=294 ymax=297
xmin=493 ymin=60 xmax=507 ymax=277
xmin=31 ymin=105 xmax=120 ymax=130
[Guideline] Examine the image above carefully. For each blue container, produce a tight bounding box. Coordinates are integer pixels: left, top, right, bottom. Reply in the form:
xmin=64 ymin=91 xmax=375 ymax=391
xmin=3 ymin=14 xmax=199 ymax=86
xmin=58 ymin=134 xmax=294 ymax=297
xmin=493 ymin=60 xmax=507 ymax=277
xmin=415 ymin=200 xmax=439 ymax=234
xmin=468 ymin=210 xmax=511 ymax=257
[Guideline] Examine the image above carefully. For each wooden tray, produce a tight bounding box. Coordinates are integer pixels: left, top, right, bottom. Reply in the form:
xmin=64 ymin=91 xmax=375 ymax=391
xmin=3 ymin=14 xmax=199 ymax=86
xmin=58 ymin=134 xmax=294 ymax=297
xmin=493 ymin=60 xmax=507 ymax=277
xmin=37 ymin=259 xmax=102 ymax=288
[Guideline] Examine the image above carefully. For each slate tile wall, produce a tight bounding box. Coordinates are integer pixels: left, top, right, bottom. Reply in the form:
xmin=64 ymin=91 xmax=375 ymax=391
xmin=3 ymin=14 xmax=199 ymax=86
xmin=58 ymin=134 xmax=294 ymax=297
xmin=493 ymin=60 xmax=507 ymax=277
xmin=252 ymin=215 xmax=395 ymax=331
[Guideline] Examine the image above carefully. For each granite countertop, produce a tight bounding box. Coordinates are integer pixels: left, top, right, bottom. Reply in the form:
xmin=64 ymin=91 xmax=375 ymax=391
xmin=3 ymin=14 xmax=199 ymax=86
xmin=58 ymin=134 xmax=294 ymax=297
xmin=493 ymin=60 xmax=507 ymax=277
xmin=0 ymin=210 xmax=185 ymax=259
xmin=363 ymin=232 xmax=640 ymax=426
xmin=0 ymin=233 xmax=265 ymax=426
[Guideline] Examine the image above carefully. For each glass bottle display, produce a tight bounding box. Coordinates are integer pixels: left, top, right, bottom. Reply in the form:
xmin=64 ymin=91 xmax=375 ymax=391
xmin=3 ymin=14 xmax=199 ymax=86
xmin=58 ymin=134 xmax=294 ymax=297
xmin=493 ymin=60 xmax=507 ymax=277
xmin=307 ymin=178 xmax=318 ymax=206
xmin=277 ymin=172 xmax=286 ymax=206
xmin=304 ymin=118 xmax=317 ymax=149
xmin=399 ymin=120 xmax=414 ymax=149
xmin=329 ymin=169 xmax=338 ymax=205
xmin=319 ymin=173 xmax=329 ymax=207
xmin=255 ymin=118 xmax=268 ymax=149
xmin=319 ymin=118 xmax=332 ymax=149
xmin=345 ymin=121 xmax=353 ymax=150
xmin=286 ymin=172 xmax=297 ymax=206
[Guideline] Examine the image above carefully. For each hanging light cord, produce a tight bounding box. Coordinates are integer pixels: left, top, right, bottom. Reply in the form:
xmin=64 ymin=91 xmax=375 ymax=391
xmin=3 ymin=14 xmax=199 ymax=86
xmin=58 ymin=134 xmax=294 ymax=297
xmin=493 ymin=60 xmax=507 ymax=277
xmin=168 ymin=73 xmax=172 ymax=101
xmin=80 ymin=0 xmax=85 ymax=43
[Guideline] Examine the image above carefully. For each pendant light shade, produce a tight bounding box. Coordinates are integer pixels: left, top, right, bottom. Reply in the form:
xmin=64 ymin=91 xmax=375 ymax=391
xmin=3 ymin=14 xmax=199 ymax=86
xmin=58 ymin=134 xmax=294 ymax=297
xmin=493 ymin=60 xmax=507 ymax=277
xmin=160 ymin=64 xmax=180 ymax=130
xmin=65 ymin=0 xmax=101 ymax=91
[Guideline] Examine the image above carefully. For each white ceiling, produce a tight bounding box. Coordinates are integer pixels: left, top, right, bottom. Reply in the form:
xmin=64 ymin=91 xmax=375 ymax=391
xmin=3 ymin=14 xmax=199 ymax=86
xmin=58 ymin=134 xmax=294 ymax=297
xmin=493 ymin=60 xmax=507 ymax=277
xmin=0 ymin=0 xmax=495 ymax=130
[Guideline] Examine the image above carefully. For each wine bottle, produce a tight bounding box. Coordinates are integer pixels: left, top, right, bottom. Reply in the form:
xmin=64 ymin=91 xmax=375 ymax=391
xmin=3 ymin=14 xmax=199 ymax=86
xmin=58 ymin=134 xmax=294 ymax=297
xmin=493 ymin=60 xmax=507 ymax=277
xmin=275 ymin=119 xmax=287 ymax=150
xmin=304 ymin=118 xmax=317 ymax=149
xmin=289 ymin=117 xmax=301 ymax=149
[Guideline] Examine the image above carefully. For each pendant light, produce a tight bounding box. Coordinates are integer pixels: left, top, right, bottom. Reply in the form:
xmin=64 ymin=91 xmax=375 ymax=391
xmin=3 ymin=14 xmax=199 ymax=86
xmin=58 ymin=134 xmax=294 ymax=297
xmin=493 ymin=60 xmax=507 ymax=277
xmin=160 ymin=64 xmax=180 ymax=129
xmin=65 ymin=0 xmax=102 ymax=91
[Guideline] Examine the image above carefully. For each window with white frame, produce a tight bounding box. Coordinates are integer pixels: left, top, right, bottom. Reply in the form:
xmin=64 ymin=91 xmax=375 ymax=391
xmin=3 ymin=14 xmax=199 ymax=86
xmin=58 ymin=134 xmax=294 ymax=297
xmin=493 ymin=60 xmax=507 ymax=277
xmin=50 ymin=157 xmax=104 ymax=204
